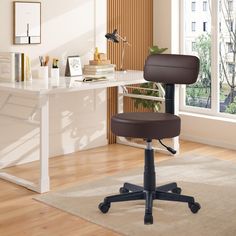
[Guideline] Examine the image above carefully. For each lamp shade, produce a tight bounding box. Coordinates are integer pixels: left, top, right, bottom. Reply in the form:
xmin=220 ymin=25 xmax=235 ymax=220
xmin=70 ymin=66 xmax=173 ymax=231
xmin=105 ymin=29 xmax=119 ymax=43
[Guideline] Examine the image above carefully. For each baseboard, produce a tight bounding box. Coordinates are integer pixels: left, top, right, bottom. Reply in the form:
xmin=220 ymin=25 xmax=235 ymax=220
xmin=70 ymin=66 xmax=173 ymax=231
xmin=180 ymin=134 xmax=236 ymax=151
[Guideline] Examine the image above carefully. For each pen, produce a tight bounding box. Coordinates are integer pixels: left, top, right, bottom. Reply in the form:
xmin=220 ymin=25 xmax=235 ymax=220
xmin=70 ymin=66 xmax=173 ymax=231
xmin=44 ymin=56 xmax=49 ymax=66
xmin=39 ymin=56 xmax=43 ymax=66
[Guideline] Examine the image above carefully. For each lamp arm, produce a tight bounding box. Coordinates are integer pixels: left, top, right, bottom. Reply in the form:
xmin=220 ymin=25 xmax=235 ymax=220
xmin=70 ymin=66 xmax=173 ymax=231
xmin=120 ymin=42 xmax=125 ymax=71
xmin=116 ymin=34 xmax=131 ymax=46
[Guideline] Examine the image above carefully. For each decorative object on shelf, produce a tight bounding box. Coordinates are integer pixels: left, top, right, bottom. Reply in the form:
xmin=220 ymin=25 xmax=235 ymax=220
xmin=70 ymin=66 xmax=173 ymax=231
xmin=13 ymin=1 xmax=41 ymax=45
xmin=84 ymin=48 xmax=115 ymax=77
xmin=94 ymin=47 xmax=100 ymax=61
xmin=105 ymin=29 xmax=131 ymax=71
xmin=90 ymin=48 xmax=111 ymax=65
xmin=65 ymin=56 xmax=82 ymax=77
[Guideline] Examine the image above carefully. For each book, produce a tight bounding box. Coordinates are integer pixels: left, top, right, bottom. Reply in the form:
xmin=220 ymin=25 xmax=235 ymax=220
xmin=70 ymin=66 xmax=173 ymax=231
xmin=89 ymin=59 xmax=111 ymax=65
xmin=83 ymin=76 xmax=108 ymax=82
xmin=83 ymin=64 xmax=116 ymax=70
xmin=0 ymin=52 xmax=15 ymax=82
xmin=83 ymin=70 xmax=114 ymax=76
xmin=0 ymin=52 xmax=30 ymax=82
xmin=15 ymin=53 xmax=22 ymax=82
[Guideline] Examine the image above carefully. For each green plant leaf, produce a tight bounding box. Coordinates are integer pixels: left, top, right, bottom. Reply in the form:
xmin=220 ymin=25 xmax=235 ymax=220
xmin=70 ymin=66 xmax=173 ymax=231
xmin=149 ymin=46 xmax=168 ymax=55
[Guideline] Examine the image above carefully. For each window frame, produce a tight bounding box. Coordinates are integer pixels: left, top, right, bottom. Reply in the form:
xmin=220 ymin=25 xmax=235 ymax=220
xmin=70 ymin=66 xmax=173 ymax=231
xmin=179 ymin=0 xmax=236 ymax=119
xmin=203 ymin=21 xmax=207 ymax=31
xmin=191 ymin=21 xmax=196 ymax=31
xmin=191 ymin=1 xmax=196 ymax=11
xmin=203 ymin=1 xmax=207 ymax=11
xmin=228 ymin=0 xmax=233 ymax=11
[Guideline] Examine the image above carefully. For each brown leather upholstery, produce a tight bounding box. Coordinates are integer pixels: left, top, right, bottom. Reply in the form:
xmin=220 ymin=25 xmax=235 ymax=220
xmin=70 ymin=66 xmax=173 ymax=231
xmin=111 ymin=112 xmax=180 ymax=139
xmin=144 ymin=54 xmax=199 ymax=84
xmin=111 ymin=54 xmax=199 ymax=140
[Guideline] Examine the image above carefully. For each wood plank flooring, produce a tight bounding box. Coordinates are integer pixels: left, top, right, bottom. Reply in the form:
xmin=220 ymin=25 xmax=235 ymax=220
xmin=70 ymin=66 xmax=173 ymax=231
xmin=0 ymin=141 xmax=236 ymax=236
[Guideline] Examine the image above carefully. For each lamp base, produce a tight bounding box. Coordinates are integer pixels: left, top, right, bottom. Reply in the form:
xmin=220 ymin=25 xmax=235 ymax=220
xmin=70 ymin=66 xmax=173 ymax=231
xmin=118 ymin=68 xmax=127 ymax=73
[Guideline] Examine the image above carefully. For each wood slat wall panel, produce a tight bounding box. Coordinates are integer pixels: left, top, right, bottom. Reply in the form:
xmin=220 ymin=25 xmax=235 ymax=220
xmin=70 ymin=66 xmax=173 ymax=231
xmin=107 ymin=0 xmax=153 ymax=143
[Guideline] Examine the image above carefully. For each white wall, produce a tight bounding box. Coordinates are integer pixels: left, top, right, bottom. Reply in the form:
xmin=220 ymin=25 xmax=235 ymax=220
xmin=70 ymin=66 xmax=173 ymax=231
xmin=153 ymin=0 xmax=179 ymax=54
xmin=153 ymin=0 xmax=236 ymax=150
xmin=0 ymin=0 xmax=108 ymax=168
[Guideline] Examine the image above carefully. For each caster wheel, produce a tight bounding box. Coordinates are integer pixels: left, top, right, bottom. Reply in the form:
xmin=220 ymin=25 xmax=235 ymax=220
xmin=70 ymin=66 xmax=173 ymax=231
xmin=119 ymin=187 xmax=129 ymax=194
xmin=188 ymin=202 xmax=201 ymax=214
xmin=144 ymin=214 xmax=153 ymax=225
xmin=98 ymin=202 xmax=110 ymax=213
xmin=172 ymin=187 xmax=182 ymax=194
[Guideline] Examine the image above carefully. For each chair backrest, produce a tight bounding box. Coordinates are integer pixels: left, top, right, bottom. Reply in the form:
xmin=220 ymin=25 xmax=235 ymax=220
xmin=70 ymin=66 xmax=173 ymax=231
xmin=144 ymin=54 xmax=200 ymax=84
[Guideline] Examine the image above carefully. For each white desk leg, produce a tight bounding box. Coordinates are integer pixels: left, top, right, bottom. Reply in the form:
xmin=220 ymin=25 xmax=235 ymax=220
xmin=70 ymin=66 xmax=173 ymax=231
xmin=0 ymin=94 xmax=50 ymax=193
xmin=39 ymin=95 xmax=50 ymax=193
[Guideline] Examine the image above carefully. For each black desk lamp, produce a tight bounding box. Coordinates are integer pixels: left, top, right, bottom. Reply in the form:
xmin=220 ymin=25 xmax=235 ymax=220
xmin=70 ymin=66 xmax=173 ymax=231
xmin=105 ymin=29 xmax=131 ymax=71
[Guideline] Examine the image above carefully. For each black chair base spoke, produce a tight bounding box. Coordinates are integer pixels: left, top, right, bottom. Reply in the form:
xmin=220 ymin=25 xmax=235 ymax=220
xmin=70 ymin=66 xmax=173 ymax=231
xmin=99 ymin=181 xmax=200 ymax=224
xmin=122 ymin=182 xmax=144 ymax=193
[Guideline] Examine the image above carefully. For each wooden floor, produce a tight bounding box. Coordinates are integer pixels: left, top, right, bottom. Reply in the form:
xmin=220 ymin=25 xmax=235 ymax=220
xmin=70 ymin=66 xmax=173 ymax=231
xmin=0 ymin=140 xmax=236 ymax=236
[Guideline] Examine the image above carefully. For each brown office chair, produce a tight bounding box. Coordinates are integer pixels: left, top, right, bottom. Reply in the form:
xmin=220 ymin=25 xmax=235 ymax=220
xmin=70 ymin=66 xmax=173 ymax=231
xmin=98 ymin=54 xmax=201 ymax=225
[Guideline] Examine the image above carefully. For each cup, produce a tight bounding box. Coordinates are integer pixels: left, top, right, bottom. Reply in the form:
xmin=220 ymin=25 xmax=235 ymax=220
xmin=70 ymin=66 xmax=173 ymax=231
xmin=38 ymin=66 xmax=49 ymax=81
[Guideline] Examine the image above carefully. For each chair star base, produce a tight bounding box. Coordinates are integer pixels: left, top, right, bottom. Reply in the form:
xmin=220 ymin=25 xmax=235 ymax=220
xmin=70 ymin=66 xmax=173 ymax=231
xmin=98 ymin=182 xmax=201 ymax=224
xmin=98 ymin=141 xmax=201 ymax=225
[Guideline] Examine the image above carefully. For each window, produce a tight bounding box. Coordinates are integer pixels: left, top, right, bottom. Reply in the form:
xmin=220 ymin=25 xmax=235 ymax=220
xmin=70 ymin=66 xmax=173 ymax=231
xmin=228 ymin=0 xmax=233 ymax=11
xmin=203 ymin=1 xmax=207 ymax=11
xmin=226 ymin=20 xmax=234 ymax=31
xmin=192 ymin=41 xmax=196 ymax=51
xmin=203 ymin=22 xmax=207 ymax=31
xmin=192 ymin=1 xmax=196 ymax=11
xmin=227 ymin=42 xmax=233 ymax=52
xmin=181 ymin=0 xmax=236 ymax=117
xmin=192 ymin=22 xmax=196 ymax=31
xmin=228 ymin=63 xmax=235 ymax=74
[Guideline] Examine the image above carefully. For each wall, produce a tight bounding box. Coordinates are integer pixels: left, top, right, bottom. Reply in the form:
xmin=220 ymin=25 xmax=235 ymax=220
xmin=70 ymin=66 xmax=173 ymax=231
xmin=153 ymin=0 xmax=179 ymax=54
xmin=153 ymin=0 xmax=236 ymax=150
xmin=0 ymin=0 xmax=107 ymax=168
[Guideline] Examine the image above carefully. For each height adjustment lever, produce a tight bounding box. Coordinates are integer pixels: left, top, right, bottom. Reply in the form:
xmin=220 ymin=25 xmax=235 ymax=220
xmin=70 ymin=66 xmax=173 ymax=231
xmin=158 ymin=139 xmax=176 ymax=155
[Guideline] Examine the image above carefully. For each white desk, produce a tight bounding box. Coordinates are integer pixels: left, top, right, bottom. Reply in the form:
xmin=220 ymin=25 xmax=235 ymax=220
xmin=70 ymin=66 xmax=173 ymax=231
xmin=0 ymin=71 xmax=146 ymax=193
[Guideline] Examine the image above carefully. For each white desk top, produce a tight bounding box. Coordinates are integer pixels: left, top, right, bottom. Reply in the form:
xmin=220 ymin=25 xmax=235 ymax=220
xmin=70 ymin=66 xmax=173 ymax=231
xmin=0 ymin=70 xmax=146 ymax=95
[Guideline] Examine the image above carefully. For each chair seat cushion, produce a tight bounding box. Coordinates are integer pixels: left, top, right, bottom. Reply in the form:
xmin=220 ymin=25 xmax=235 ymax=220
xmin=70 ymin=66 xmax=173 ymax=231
xmin=111 ymin=112 xmax=180 ymax=140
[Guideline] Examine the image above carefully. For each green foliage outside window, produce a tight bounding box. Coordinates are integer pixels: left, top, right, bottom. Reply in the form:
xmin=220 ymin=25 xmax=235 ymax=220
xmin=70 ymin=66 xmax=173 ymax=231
xmin=186 ymin=33 xmax=211 ymax=108
xmin=226 ymin=98 xmax=236 ymax=114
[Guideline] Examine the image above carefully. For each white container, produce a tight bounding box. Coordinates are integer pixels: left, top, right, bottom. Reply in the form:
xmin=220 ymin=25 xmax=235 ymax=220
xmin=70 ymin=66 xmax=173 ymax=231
xmin=38 ymin=66 xmax=49 ymax=80
xmin=51 ymin=68 xmax=60 ymax=79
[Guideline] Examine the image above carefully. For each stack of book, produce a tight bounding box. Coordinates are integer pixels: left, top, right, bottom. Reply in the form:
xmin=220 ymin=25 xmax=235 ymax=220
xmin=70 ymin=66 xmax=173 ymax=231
xmin=0 ymin=52 xmax=31 ymax=82
xmin=83 ymin=64 xmax=115 ymax=76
